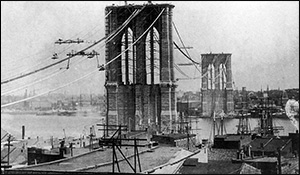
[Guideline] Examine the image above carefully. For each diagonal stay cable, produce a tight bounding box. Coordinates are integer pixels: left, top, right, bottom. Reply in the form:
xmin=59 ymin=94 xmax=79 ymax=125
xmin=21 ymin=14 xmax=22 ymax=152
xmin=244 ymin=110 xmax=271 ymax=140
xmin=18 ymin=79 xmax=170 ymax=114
xmin=174 ymin=63 xmax=191 ymax=78
xmin=1 ymin=57 xmax=88 ymax=96
xmin=1 ymin=68 xmax=99 ymax=108
xmin=172 ymin=21 xmax=192 ymax=58
xmin=1 ymin=8 xmax=166 ymax=108
xmin=173 ymin=41 xmax=200 ymax=65
xmin=105 ymin=8 xmax=165 ymax=66
xmin=1 ymin=9 xmax=142 ymax=85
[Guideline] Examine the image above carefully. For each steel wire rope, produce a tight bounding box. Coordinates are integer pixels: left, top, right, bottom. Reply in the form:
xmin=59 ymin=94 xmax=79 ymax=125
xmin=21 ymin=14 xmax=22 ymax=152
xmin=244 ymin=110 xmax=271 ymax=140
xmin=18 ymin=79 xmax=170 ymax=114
xmin=2 ymin=9 xmax=138 ymax=83
xmin=1 ymin=8 xmax=165 ymax=108
xmin=1 ymin=28 xmax=86 ymax=79
xmin=173 ymin=41 xmax=200 ymax=65
xmin=51 ymin=10 xmax=113 ymax=58
xmin=77 ymin=8 xmax=142 ymax=76
xmin=1 ymin=68 xmax=100 ymax=108
xmin=1 ymin=56 xmax=53 ymax=80
xmin=1 ymin=22 xmax=72 ymax=70
xmin=1 ymin=8 xmax=142 ymax=85
xmin=72 ymin=10 xmax=114 ymax=45
xmin=1 ymin=54 xmax=87 ymax=93
xmin=172 ymin=21 xmax=192 ymax=58
xmin=141 ymin=17 xmax=192 ymax=80
xmin=21 ymin=15 xmax=108 ymax=74
xmin=172 ymin=21 xmax=201 ymax=76
xmin=11 ymin=10 xmax=112 ymax=77
xmin=176 ymin=68 xmax=209 ymax=81
xmin=1 ymin=8 xmax=104 ymax=78
xmin=2 ymin=40 xmax=79 ymax=81
xmin=1 ymin=56 xmax=89 ymax=96
xmin=176 ymin=77 xmax=202 ymax=80
xmin=174 ymin=63 xmax=191 ymax=78
xmin=173 ymin=41 xmax=202 ymax=81
xmin=105 ymin=8 xmax=164 ymax=66
xmin=1 ymin=70 xmax=61 ymax=95
xmin=68 ymin=10 xmax=112 ymax=42
xmin=1 ymin=63 xmax=60 ymax=93
xmin=105 ymin=8 xmax=142 ymax=43
xmin=2 ymin=55 xmax=101 ymax=109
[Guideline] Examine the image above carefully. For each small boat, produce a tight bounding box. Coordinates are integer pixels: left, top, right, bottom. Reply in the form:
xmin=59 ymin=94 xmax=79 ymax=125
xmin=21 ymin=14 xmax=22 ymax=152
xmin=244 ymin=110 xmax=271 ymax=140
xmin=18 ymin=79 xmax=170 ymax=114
xmin=36 ymin=110 xmax=57 ymax=116
xmin=57 ymin=110 xmax=77 ymax=116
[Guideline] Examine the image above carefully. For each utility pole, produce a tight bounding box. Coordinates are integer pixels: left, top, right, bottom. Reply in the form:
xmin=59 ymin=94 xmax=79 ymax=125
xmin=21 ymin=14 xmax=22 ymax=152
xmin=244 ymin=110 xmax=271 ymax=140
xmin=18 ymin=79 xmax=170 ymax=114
xmin=6 ymin=135 xmax=13 ymax=166
xmin=22 ymin=125 xmax=25 ymax=140
xmin=89 ymin=126 xmax=95 ymax=151
xmin=63 ymin=129 xmax=66 ymax=139
xmin=277 ymin=147 xmax=282 ymax=174
xmin=187 ymin=95 xmax=190 ymax=150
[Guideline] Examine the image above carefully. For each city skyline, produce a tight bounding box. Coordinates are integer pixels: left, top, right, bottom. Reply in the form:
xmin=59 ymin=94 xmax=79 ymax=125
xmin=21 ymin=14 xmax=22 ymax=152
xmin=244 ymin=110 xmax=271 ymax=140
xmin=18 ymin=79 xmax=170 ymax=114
xmin=1 ymin=1 xmax=299 ymax=96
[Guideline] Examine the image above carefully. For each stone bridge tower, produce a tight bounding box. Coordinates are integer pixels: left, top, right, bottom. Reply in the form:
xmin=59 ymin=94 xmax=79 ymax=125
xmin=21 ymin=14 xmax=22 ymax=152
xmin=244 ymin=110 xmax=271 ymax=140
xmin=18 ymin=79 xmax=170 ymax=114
xmin=105 ymin=3 xmax=177 ymax=135
xmin=201 ymin=53 xmax=234 ymax=117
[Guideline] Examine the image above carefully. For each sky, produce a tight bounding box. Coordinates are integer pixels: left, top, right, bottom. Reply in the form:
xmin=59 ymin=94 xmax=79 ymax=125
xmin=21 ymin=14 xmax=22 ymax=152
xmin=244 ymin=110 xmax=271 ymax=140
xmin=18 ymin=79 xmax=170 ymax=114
xmin=1 ymin=1 xmax=299 ymax=96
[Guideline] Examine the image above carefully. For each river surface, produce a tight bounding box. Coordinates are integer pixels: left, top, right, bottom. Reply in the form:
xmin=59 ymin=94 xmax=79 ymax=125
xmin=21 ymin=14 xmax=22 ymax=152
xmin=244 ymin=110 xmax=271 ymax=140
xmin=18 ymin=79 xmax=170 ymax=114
xmin=1 ymin=112 xmax=105 ymax=140
xmin=1 ymin=113 xmax=298 ymax=141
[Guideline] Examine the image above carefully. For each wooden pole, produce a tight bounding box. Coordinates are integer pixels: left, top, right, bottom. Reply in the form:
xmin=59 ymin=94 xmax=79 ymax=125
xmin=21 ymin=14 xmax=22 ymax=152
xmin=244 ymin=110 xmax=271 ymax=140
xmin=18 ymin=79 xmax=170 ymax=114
xmin=277 ymin=147 xmax=282 ymax=174
xmin=134 ymin=138 xmax=136 ymax=173
xmin=7 ymin=135 xmax=11 ymax=166
xmin=22 ymin=125 xmax=25 ymax=140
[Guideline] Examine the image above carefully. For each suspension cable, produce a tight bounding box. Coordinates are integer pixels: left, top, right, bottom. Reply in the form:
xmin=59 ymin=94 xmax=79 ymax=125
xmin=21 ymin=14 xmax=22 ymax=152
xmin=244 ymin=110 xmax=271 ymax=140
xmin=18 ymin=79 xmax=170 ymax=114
xmin=172 ymin=21 xmax=192 ymax=58
xmin=173 ymin=41 xmax=199 ymax=65
xmin=105 ymin=8 xmax=165 ymax=66
xmin=1 ymin=57 xmax=88 ymax=96
xmin=1 ymin=9 xmax=141 ymax=85
xmin=174 ymin=63 xmax=191 ymax=79
xmin=1 ymin=8 xmax=165 ymax=108
xmin=1 ymin=68 xmax=99 ymax=108
xmin=173 ymin=21 xmax=201 ymax=75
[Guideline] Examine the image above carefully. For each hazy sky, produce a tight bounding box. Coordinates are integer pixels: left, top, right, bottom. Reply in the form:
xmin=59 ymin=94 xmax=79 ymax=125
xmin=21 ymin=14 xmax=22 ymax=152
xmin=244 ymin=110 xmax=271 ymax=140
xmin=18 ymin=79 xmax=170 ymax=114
xmin=1 ymin=1 xmax=299 ymax=96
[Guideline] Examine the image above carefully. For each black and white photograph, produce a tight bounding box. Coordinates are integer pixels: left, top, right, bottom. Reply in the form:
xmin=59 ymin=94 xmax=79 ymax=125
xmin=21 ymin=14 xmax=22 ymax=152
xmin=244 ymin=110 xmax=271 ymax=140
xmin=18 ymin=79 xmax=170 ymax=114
xmin=1 ymin=1 xmax=299 ymax=174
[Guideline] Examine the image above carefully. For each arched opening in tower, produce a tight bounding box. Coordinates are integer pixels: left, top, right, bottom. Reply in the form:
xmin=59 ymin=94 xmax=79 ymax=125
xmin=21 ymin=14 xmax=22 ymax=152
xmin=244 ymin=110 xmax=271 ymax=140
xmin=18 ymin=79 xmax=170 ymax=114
xmin=219 ymin=63 xmax=227 ymax=90
xmin=208 ymin=64 xmax=215 ymax=90
xmin=121 ymin=28 xmax=134 ymax=85
xmin=146 ymin=27 xmax=160 ymax=85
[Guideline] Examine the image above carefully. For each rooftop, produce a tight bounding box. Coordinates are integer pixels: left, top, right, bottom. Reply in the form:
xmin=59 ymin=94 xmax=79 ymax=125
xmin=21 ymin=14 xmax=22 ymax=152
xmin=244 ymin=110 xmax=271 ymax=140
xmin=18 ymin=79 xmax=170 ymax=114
xmin=178 ymin=160 xmax=251 ymax=174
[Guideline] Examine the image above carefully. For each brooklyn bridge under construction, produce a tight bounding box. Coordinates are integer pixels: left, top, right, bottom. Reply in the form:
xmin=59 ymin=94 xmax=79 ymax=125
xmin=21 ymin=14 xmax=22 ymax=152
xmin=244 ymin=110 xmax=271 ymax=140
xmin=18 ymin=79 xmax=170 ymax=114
xmin=1 ymin=1 xmax=299 ymax=174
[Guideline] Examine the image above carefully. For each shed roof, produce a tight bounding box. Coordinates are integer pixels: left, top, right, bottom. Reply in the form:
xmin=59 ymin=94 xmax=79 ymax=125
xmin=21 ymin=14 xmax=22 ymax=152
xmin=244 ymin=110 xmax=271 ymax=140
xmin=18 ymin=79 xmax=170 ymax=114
xmin=249 ymin=137 xmax=291 ymax=152
xmin=249 ymin=138 xmax=271 ymax=151
xmin=178 ymin=160 xmax=242 ymax=174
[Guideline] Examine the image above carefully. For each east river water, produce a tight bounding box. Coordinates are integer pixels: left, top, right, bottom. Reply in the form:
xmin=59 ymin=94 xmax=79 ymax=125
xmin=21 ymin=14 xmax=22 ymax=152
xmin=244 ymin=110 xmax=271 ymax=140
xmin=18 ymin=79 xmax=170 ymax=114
xmin=1 ymin=112 xmax=105 ymax=140
xmin=1 ymin=113 xmax=298 ymax=141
